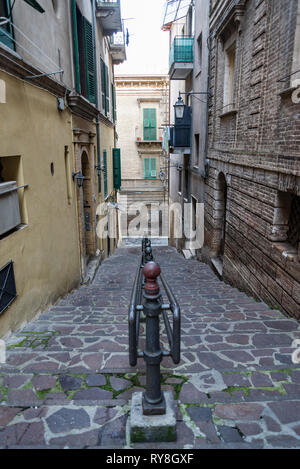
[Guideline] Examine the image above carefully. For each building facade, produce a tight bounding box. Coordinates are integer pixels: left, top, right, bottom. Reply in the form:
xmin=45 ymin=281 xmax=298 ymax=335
xmin=203 ymin=0 xmax=300 ymax=320
xmin=115 ymin=74 xmax=169 ymax=240
xmin=0 ymin=0 xmax=125 ymax=337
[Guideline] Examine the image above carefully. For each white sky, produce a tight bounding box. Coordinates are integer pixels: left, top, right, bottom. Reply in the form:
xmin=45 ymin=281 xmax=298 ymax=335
xmin=115 ymin=0 xmax=170 ymax=75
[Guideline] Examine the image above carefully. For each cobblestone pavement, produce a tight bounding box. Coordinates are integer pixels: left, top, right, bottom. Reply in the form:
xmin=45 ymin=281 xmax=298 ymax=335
xmin=1 ymin=246 xmax=300 ymax=449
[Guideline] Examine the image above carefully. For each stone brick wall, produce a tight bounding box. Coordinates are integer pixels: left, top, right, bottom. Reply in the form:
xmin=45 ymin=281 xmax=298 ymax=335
xmin=204 ymin=0 xmax=300 ymax=320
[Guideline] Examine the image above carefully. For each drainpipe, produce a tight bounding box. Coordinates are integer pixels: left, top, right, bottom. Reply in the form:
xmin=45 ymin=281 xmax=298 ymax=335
xmin=91 ymin=0 xmax=102 ymax=252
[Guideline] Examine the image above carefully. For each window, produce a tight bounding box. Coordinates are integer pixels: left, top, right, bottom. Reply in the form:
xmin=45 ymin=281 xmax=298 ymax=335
xmin=0 ymin=0 xmax=14 ymax=51
xmin=183 ymin=154 xmax=189 ymax=199
xmin=143 ymin=108 xmax=157 ymax=141
xmin=101 ymin=58 xmax=110 ymax=116
xmin=287 ymin=195 xmax=300 ymax=248
xmin=0 ymin=156 xmax=27 ymax=238
xmin=112 ymin=148 xmax=121 ymax=190
xmin=72 ymin=5 xmax=96 ymax=104
xmin=196 ymin=33 xmax=202 ymax=74
xmin=223 ymin=42 xmax=236 ymax=110
xmin=111 ymin=82 xmax=117 ymax=122
xmin=144 ymin=158 xmax=157 ymax=179
xmin=194 ymin=133 xmax=199 ymax=166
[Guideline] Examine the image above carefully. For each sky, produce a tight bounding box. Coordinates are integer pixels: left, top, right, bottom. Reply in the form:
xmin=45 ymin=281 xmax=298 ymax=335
xmin=115 ymin=0 xmax=170 ymax=76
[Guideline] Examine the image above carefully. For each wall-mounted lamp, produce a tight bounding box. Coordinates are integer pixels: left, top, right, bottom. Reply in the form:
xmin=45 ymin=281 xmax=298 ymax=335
xmin=72 ymin=171 xmax=85 ymax=188
xmin=174 ymin=93 xmax=185 ymax=120
xmin=174 ymin=90 xmax=211 ymax=120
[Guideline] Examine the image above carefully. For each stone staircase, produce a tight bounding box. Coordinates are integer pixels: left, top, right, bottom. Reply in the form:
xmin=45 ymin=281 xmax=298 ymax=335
xmin=0 ymin=246 xmax=300 ymax=448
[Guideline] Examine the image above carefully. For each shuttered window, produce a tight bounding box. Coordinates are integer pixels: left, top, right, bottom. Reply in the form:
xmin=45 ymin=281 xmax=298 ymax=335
xmin=144 ymin=158 xmax=157 ymax=179
xmin=111 ymin=83 xmax=117 ymax=122
xmin=112 ymin=148 xmax=121 ymax=190
xmin=103 ymin=150 xmax=108 ymax=198
xmin=82 ymin=17 xmax=96 ymax=104
xmin=143 ymin=108 xmax=157 ymax=141
xmin=101 ymin=58 xmax=110 ymax=116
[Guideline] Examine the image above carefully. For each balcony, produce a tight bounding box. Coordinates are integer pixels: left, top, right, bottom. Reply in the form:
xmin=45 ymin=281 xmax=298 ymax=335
xmin=96 ymin=0 xmax=122 ymax=36
xmin=110 ymin=29 xmax=126 ymax=65
xmin=170 ymin=106 xmax=191 ymax=153
xmin=169 ymin=36 xmax=194 ymax=80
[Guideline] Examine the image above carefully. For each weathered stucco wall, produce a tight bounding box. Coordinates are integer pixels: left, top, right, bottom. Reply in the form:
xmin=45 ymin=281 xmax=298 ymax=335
xmin=0 ymin=71 xmax=81 ymax=337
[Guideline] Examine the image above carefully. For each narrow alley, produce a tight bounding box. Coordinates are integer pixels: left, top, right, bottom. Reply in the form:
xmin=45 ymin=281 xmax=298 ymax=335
xmin=0 ymin=245 xmax=300 ymax=449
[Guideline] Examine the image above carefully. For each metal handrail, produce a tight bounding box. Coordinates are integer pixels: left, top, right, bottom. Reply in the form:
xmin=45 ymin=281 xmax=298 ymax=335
xmin=128 ymin=239 xmax=181 ymax=367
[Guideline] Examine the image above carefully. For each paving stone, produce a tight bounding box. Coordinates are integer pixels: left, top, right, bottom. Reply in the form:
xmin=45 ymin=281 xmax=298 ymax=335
xmin=97 ymin=414 xmax=127 ymax=447
xmin=46 ymin=408 xmax=90 ymax=434
xmin=251 ymin=372 xmax=273 ymax=387
xmin=93 ymin=407 xmax=118 ymax=425
xmin=85 ymin=374 xmax=106 ymax=387
xmin=214 ymin=403 xmax=264 ymax=421
xmin=270 ymin=372 xmax=288 ymax=382
xmin=186 ymin=406 xmax=212 ymax=422
xmin=179 ymin=383 xmax=208 ymax=404
xmin=0 ymin=422 xmax=45 ymax=446
xmin=266 ymin=435 xmax=300 ymax=448
xmin=109 ymin=377 xmax=131 ymax=391
xmin=268 ymin=401 xmax=300 ymax=424
xmin=222 ymin=373 xmax=251 ymax=387
xmin=237 ymin=422 xmax=262 ymax=436
xmin=6 ymin=389 xmax=39 ymax=404
xmin=73 ymin=388 xmax=113 ymax=400
xmin=264 ymin=416 xmax=281 ymax=433
xmin=196 ymin=421 xmax=220 ymax=443
xmin=59 ymin=375 xmax=83 ymax=391
xmin=290 ymin=371 xmax=300 ymax=383
xmin=49 ymin=429 xmax=100 ymax=447
xmin=3 ymin=375 xmax=32 ymax=388
xmin=218 ymin=425 xmax=244 ymax=443
xmin=0 ymin=407 xmax=22 ymax=426
xmin=32 ymin=375 xmax=57 ymax=391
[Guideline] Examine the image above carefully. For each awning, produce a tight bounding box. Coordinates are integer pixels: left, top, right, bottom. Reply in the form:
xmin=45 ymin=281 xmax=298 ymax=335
xmin=162 ymin=0 xmax=192 ymax=30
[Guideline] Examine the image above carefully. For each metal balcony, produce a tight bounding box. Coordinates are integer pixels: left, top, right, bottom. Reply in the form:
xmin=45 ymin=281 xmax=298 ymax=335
xmin=96 ymin=0 xmax=122 ymax=35
xmin=110 ymin=28 xmax=126 ymax=65
xmin=169 ymin=36 xmax=194 ymax=80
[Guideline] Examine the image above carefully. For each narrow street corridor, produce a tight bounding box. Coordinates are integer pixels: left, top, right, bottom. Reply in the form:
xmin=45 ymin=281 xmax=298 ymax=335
xmin=1 ymin=246 xmax=300 ymax=448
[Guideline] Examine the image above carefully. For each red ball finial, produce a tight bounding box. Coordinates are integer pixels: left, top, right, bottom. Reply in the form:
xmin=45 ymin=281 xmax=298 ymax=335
xmin=143 ymin=262 xmax=161 ymax=296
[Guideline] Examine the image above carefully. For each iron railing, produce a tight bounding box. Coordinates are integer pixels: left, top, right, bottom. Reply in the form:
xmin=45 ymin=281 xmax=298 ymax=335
xmin=128 ymin=238 xmax=181 ymax=367
xmin=169 ymin=36 xmax=194 ymax=70
xmin=128 ymin=238 xmax=181 ymax=414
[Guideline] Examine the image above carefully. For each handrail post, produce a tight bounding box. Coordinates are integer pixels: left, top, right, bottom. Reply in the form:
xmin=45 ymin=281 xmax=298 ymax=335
xmin=142 ymin=261 xmax=166 ymax=415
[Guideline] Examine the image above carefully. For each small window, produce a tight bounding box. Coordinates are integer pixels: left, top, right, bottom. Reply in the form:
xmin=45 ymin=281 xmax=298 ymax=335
xmin=287 ymin=195 xmax=300 ymax=248
xmin=197 ymin=33 xmax=202 ymax=73
xmin=223 ymin=42 xmax=236 ymax=110
xmin=194 ymin=133 xmax=200 ymax=166
xmin=144 ymin=158 xmax=157 ymax=179
xmin=0 ymin=156 xmax=27 ymax=238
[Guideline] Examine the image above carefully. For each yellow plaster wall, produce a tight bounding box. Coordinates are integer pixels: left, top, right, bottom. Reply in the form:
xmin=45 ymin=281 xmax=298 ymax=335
xmin=0 ymin=71 xmax=81 ymax=337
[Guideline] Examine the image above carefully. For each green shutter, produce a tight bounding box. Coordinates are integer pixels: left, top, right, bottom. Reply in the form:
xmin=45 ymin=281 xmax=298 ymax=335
xmin=143 ymin=109 xmax=157 ymax=141
xmin=105 ymin=64 xmax=109 ymax=116
xmin=71 ymin=1 xmax=81 ymax=93
xmin=111 ymin=83 xmax=117 ymax=122
xmin=144 ymin=158 xmax=157 ymax=179
xmin=103 ymin=150 xmax=108 ymax=198
xmin=100 ymin=59 xmax=106 ymax=110
xmin=0 ymin=0 xmax=15 ymax=51
xmin=113 ymin=148 xmax=121 ymax=190
xmin=82 ymin=17 xmax=96 ymax=104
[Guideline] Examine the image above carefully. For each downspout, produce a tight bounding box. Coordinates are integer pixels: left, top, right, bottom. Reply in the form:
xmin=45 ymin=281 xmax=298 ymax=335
xmin=91 ymin=0 xmax=102 ymax=195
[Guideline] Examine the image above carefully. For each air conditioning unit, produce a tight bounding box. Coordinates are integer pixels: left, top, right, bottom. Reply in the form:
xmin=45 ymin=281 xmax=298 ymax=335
xmin=0 ymin=181 xmax=21 ymax=236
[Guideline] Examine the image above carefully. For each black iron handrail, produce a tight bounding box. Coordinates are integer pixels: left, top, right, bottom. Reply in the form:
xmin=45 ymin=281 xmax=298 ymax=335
xmin=128 ymin=238 xmax=181 ymax=367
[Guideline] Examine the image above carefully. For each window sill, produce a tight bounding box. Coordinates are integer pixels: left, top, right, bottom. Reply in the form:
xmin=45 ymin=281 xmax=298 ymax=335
xmin=0 ymin=224 xmax=28 ymax=241
xmin=219 ymin=108 xmax=238 ymax=119
xmin=272 ymin=242 xmax=299 ymax=262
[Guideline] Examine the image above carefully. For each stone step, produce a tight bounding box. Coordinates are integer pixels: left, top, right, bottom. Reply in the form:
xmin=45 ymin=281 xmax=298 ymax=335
xmin=0 ymin=344 xmax=299 ymax=375
xmin=5 ymin=330 xmax=300 ymax=354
